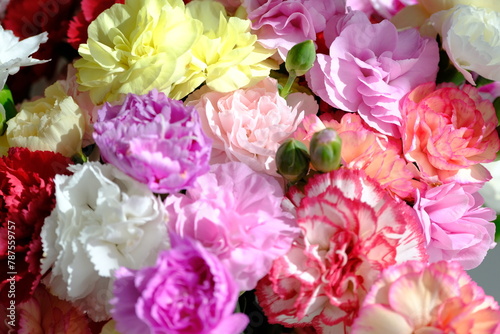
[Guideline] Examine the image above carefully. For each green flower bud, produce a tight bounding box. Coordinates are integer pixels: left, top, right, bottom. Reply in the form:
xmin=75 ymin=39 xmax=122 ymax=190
xmin=0 ymin=86 xmax=16 ymax=135
xmin=285 ymin=40 xmax=316 ymax=76
xmin=276 ymin=139 xmax=310 ymax=183
xmin=309 ymin=128 xmax=342 ymax=172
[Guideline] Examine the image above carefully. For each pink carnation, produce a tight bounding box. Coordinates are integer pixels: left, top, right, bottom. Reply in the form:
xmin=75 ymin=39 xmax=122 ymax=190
xmin=294 ymin=113 xmax=422 ymax=201
xmin=256 ymin=168 xmax=427 ymax=333
xmin=401 ymin=82 xmax=500 ymax=185
xmin=352 ymin=261 xmax=500 ymax=334
xmin=414 ymin=183 xmax=497 ymax=270
xmin=346 ymin=0 xmax=418 ymax=19
xmin=244 ymin=0 xmax=346 ymax=59
xmin=306 ymin=10 xmax=439 ymax=136
xmin=186 ymin=77 xmax=317 ymax=176
xmin=165 ymin=162 xmax=299 ymax=291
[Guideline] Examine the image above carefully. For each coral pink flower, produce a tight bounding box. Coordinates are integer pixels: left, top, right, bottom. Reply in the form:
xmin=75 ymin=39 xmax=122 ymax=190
xmin=401 ymin=82 xmax=500 ymax=185
xmin=294 ymin=113 xmax=422 ymax=201
xmin=414 ymin=183 xmax=496 ymax=269
xmin=306 ymin=10 xmax=439 ymax=137
xmin=186 ymin=77 xmax=317 ymax=176
xmin=256 ymin=168 xmax=427 ymax=333
xmin=351 ymin=261 xmax=500 ymax=334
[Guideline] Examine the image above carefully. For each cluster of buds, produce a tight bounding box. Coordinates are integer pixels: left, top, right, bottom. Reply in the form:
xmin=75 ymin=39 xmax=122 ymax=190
xmin=276 ymin=128 xmax=342 ymax=183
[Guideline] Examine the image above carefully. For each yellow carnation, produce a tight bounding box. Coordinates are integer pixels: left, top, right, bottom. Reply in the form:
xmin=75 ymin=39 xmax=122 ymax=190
xmin=6 ymin=81 xmax=85 ymax=157
xmin=74 ymin=0 xmax=203 ymax=104
xmin=170 ymin=0 xmax=277 ymax=99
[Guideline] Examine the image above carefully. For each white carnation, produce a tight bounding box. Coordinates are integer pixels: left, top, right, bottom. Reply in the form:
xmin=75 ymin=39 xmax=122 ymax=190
xmin=41 ymin=162 xmax=169 ymax=321
xmin=431 ymin=5 xmax=500 ymax=84
xmin=0 ymin=26 xmax=49 ymax=90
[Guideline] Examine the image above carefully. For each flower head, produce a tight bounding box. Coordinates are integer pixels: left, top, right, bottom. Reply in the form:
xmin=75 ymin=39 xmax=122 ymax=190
xmin=6 ymin=81 xmax=85 ymax=158
xmin=93 ymin=89 xmax=212 ymax=194
xmin=75 ymin=0 xmax=203 ymax=104
xmin=306 ymin=10 xmax=439 ymax=136
xmin=187 ymin=77 xmax=317 ymax=176
xmin=256 ymin=168 xmax=427 ymax=333
xmin=166 ymin=161 xmax=299 ymax=291
xmin=352 ymin=261 xmax=500 ymax=334
xmin=414 ymin=183 xmax=496 ymax=269
xmin=111 ymin=235 xmax=249 ymax=334
xmin=0 ymin=26 xmax=48 ymax=90
xmin=41 ymin=162 xmax=169 ymax=321
xmin=0 ymin=148 xmax=71 ymax=306
xmin=401 ymin=82 xmax=500 ymax=185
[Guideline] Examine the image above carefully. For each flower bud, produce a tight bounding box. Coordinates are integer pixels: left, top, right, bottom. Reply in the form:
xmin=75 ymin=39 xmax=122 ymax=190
xmin=276 ymin=139 xmax=310 ymax=183
xmin=285 ymin=40 xmax=316 ymax=76
xmin=309 ymin=128 xmax=342 ymax=172
xmin=0 ymin=86 xmax=16 ymax=135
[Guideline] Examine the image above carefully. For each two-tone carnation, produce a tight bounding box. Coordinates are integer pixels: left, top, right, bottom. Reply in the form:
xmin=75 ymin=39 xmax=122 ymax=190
xmin=256 ymin=168 xmax=427 ymax=333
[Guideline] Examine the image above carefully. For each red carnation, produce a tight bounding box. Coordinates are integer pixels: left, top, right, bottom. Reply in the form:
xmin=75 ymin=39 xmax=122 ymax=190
xmin=67 ymin=0 xmax=124 ymax=49
xmin=0 ymin=148 xmax=72 ymax=307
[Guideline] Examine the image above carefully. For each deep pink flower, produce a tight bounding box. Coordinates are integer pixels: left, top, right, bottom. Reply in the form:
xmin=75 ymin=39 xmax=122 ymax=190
xmin=256 ymin=168 xmax=427 ymax=333
xmin=111 ymin=235 xmax=248 ymax=334
xmin=93 ymin=89 xmax=212 ymax=194
xmin=165 ymin=162 xmax=299 ymax=291
xmin=352 ymin=261 xmax=500 ymax=334
xmin=401 ymin=82 xmax=500 ymax=185
xmin=306 ymin=10 xmax=439 ymax=136
xmin=414 ymin=183 xmax=496 ymax=269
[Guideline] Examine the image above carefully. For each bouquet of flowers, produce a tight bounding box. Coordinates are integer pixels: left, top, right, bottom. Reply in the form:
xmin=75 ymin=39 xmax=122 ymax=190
xmin=1 ymin=0 xmax=500 ymax=333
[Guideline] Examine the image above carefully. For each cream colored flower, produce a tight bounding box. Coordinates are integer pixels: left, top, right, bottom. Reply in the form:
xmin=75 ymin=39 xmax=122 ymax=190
xmin=170 ymin=0 xmax=277 ymax=99
xmin=74 ymin=0 xmax=203 ymax=104
xmin=6 ymin=81 xmax=85 ymax=157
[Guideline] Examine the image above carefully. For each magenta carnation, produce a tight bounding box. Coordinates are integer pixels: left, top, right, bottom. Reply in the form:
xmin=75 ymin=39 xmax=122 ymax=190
xmin=256 ymin=168 xmax=427 ymax=333
xmin=111 ymin=234 xmax=248 ymax=334
xmin=165 ymin=162 xmax=299 ymax=291
xmin=306 ymin=10 xmax=439 ymax=136
xmin=414 ymin=183 xmax=497 ymax=270
xmin=93 ymin=89 xmax=212 ymax=193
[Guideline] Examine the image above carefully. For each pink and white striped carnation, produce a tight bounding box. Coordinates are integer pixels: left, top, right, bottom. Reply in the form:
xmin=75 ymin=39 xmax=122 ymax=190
xmin=256 ymin=168 xmax=427 ymax=333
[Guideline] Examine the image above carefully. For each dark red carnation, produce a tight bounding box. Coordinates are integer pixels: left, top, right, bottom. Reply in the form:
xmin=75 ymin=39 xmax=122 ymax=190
xmin=67 ymin=0 xmax=124 ymax=49
xmin=0 ymin=148 xmax=72 ymax=307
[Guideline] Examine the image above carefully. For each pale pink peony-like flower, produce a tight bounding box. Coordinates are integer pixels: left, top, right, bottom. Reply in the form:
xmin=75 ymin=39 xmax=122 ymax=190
xmin=244 ymin=0 xmax=346 ymax=59
xmin=186 ymin=77 xmax=317 ymax=176
xmin=294 ymin=113 xmax=422 ymax=201
xmin=401 ymin=82 xmax=500 ymax=185
xmin=165 ymin=162 xmax=299 ymax=291
xmin=306 ymin=10 xmax=439 ymax=137
xmin=256 ymin=168 xmax=427 ymax=333
xmin=414 ymin=182 xmax=496 ymax=270
xmin=351 ymin=261 xmax=500 ymax=334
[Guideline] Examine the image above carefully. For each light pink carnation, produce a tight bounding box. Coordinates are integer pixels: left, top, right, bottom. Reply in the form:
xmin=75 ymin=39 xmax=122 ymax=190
xmin=346 ymin=0 xmax=418 ymax=19
xmin=414 ymin=183 xmax=497 ymax=270
xmin=165 ymin=162 xmax=299 ymax=291
xmin=256 ymin=168 xmax=427 ymax=333
xmin=244 ymin=0 xmax=346 ymax=59
xmin=186 ymin=77 xmax=317 ymax=176
xmin=306 ymin=10 xmax=439 ymax=137
xmin=401 ymin=82 xmax=500 ymax=185
xmin=352 ymin=261 xmax=500 ymax=334
xmin=294 ymin=113 xmax=422 ymax=201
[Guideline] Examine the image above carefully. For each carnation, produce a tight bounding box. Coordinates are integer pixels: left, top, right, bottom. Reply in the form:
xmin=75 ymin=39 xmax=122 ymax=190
xmin=414 ymin=183 xmax=497 ymax=269
xmin=306 ymin=10 xmax=439 ymax=136
xmin=165 ymin=161 xmax=299 ymax=291
xmin=256 ymin=168 xmax=427 ymax=333
xmin=111 ymin=235 xmax=249 ymax=334
xmin=352 ymin=261 xmax=500 ymax=333
xmin=93 ymin=90 xmax=212 ymax=194
xmin=6 ymin=81 xmax=85 ymax=158
xmin=0 ymin=148 xmax=71 ymax=306
xmin=401 ymin=82 xmax=500 ymax=185
xmin=40 ymin=162 xmax=169 ymax=321
xmin=187 ymin=77 xmax=317 ymax=176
